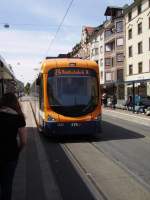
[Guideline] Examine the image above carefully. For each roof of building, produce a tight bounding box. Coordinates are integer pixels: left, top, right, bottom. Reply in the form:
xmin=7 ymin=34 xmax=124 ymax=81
xmin=84 ymin=26 xmax=96 ymax=36
xmin=104 ymin=6 xmax=123 ymax=16
xmin=124 ymin=0 xmax=143 ymax=15
xmin=89 ymin=24 xmax=104 ymax=40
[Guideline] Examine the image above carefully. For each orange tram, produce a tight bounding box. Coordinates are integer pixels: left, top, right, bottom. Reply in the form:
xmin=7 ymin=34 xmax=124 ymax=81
xmin=31 ymin=55 xmax=102 ymax=136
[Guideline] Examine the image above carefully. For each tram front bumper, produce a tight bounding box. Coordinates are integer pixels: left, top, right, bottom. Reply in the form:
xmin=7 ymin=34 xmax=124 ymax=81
xmin=44 ymin=119 xmax=101 ymax=136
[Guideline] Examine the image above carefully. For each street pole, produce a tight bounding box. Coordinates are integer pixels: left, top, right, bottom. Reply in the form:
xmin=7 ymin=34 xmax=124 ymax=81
xmin=132 ymin=81 xmax=135 ymax=113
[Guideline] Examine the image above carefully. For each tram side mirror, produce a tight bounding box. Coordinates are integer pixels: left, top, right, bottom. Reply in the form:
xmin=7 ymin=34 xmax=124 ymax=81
xmin=36 ymin=75 xmax=41 ymax=86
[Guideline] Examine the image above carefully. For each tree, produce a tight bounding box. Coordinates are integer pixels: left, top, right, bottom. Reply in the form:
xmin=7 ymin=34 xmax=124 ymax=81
xmin=24 ymin=82 xmax=31 ymax=95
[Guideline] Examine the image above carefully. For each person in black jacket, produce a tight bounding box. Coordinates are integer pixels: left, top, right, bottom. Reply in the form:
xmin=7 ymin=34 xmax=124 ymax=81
xmin=126 ymin=95 xmax=133 ymax=111
xmin=111 ymin=94 xmax=117 ymax=109
xmin=0 ymin=93 xmax=26 ymax=200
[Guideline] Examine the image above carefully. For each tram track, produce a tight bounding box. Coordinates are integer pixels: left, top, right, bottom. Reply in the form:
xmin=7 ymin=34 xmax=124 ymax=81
xmin=62 ymin=143 xmax=108 ymax=200
xmin=91 ymin=142 xmax=150 ymax=193
xmin=62 ymin=141 xmax=150 ymax=200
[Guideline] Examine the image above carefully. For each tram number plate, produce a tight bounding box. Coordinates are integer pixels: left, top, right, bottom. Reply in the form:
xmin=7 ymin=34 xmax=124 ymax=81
xmin=57 ymin=123 xmax=64 ymax=127
xmin=71 ymin=123 xmax=80 ymax=127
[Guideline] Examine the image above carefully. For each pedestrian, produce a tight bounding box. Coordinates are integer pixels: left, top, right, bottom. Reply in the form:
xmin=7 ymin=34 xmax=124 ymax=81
xmin=0 ymin=92 xmax=26 ymax=200
xmin=102 ymin=92 xmax=107 ymax=107
xmin=126 ymin=95 xmax=133 ymax=111
xmin=111 ymin=94 xmax=117 ymax=109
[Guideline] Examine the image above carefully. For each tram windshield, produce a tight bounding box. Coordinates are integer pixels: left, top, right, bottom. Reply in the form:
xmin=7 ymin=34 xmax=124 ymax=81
xmin=47 ymin=68 xmax=99 ymax=117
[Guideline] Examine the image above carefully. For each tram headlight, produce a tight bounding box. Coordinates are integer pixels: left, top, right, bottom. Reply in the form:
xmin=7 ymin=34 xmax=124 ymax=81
xmin=47 ymin=115 xmax=56 ymax=122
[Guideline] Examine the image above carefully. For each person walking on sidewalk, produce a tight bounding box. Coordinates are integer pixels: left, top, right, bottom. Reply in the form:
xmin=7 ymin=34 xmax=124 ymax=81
xmin=102 ymin=92 xmax=108 ymax=107
xmin=126 ymin=95 xmax=133 ymax=111
xmin=0 ymin=93 xmax=27 ymax=200
xmin=111 ymin=94 xmax=117 ymax=109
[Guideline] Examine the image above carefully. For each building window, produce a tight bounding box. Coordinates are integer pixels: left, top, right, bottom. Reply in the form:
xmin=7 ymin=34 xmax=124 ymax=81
xmin=105 ymin=72 xmax=112 ymax=81
xmin=128 ymin=11 xmax=132 ymax=22
xmin=116 ymin=37 xmax=124 ymax=46
xmin=128 ymin=29 xmax=132 ymax=39
xmin=138 ymin=41 xmax=143 ymax=54
xmin=116 ymin=53 xmax=124 ymax=62
xmin=112 ymin=57 xmax=114 ymax=67
xmin=138 ymin=62 xmax=143 ymax=73
xmin=129 ymin=46 xmax=133 ymax=57
xmin=129 ymin=65 xmax=133 ymax=75
xmin=116 ymin=21 xmax=123 ymax=33
xmin=105 ymin=58 xmax=112 ymax=66
xmin=105 ymin=43 xmax=114 ymax=52
xmin=105 ymin=29 xmax=112 ymax=38
xmin=138 ymin=22 xmax=142 ymax=34
xmin=117 ymin=69 xmax=123 ymax=81
xmin=138 ymin=4 xmax=142 ymax=15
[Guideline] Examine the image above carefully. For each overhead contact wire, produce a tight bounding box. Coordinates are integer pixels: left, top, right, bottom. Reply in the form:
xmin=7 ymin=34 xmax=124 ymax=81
xmin=44 ymin=0 xmax=74 ymax=57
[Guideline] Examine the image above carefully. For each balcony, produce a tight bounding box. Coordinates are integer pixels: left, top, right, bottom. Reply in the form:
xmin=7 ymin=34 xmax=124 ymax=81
xmin=116 ymin=45 xmax=124 ymax=52
xmin=116 ymin=61 xmax=124 ymax=68
xmin=105 ymin=51 xmax=115 ymax=58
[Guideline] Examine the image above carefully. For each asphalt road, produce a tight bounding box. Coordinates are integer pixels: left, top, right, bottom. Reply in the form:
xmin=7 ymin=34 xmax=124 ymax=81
xmin=97 ymin=113 xmax=150 ymax=189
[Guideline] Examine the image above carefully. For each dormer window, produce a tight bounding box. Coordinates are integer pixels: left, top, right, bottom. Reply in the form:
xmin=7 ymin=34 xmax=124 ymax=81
xmin=138 ymin=22 xmax=142 ymax=34
xmin=128 ymin=29 xmax=132 ymax=39
xmin=138 ymin=4 xmax=142 ymax=15
xmin=128 ymin=11 xmax=132 ymax=22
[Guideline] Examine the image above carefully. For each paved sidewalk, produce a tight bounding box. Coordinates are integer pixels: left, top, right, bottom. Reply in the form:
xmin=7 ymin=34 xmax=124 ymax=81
xmin=12 ymin=102 xmax=62 ymax=200
xmin=103 ymin=107 xmax=150 ymax=127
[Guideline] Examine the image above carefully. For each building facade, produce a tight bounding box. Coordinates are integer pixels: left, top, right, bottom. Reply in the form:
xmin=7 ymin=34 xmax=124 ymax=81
xmin=125 ymin=0 xmax=150 ymax=97
xmin=104 ymin=6 xmax=125 ymax=99
xmin=90 ymin=25 xmax=105 ymax=84
xmin=69 ymin=26 xmax=95 ymax=59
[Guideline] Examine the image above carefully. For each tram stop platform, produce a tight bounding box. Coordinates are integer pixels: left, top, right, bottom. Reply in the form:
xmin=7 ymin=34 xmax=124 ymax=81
xmin=11 ymin=102 xmax=62 ymax=200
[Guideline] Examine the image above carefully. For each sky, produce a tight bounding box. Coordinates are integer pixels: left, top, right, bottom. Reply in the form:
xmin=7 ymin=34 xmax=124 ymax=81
xmin=0 ymin=0 xmax=133 ymax=84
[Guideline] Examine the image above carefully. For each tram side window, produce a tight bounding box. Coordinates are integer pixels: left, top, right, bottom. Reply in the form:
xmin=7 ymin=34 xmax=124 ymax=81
xmin=39 ymin=76 xmax=44 ymax=110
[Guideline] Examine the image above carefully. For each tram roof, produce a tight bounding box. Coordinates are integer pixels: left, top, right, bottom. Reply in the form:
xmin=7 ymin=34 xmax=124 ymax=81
xmin=41 ymin=58 xmax=99 ymax=74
